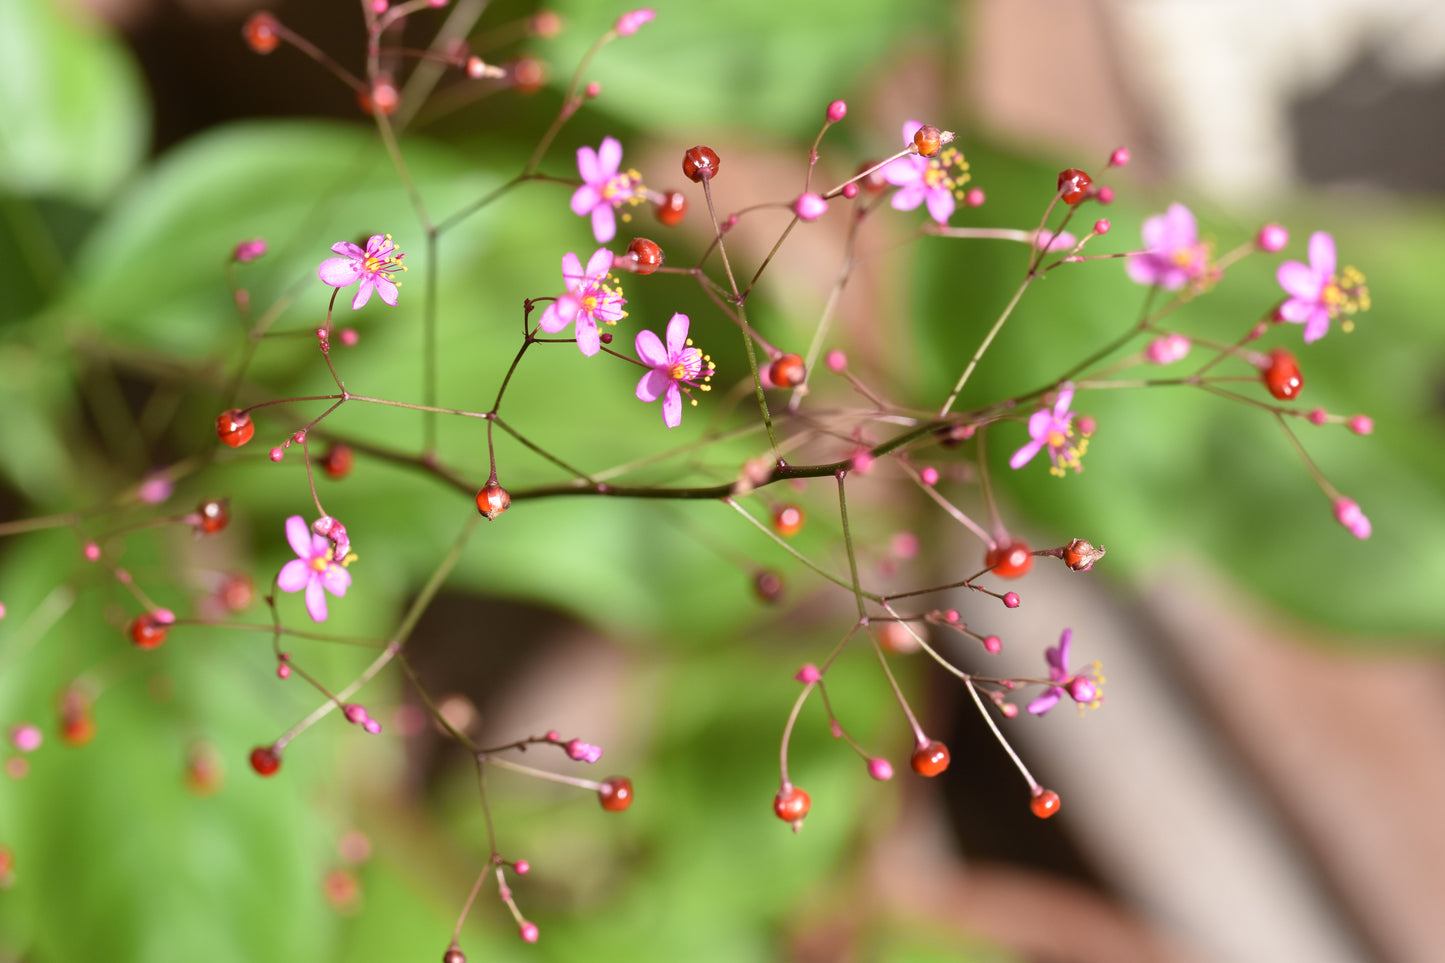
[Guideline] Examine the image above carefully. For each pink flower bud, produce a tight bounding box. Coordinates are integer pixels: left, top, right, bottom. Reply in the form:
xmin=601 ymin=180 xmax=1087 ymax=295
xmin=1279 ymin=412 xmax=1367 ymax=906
xmin=344 ymin=704 xmax=369 ymax=725
xmin=614 ymin=8 xmax=655 ymax=36
xmin=1145 ymin=333 xmax=1191 ymax=365
xmin=825 ymin=349 xmax=847 ymax=372
xmin=1332 ymin=498 xmax=1371 ymax=539
xmin=269 ymin=447 xmax=284 ymax=462
xmin=1093 ymin=219 xmax=1110 ymax=235
xmin=9 ymin=724 xmax=42 ymax=753
xmin=340 ymin=328 xmax=359 ymax=346
xmin=1000 ymin=702 xmax=1018 ymax=718
xmin=1108 ymin=147 xmax=1130 ymax=168
xmin=919 ymin=466 xmax=939 ymax=486
xmin=793 ymin=192 xmax=828 ymax=221
xmin=233 ymin=238 xmax=267 ymax=263
xmin=794 ymin=663 xmax=821 ymax=684
xmin=826 ymin=100 xmax=847 ymax=123
xmin=364 ymin=719 xmax=382 ymax=734
xmin=1068 ymin=676 xmax=1097 ymax=703
xmin=1095 ymin=185 xmax=1114 ymax=204
xmin=983 ymin=635 xmax=1002 ymax=653
xmin=842 ymin=183 xmax=858 ymax=199
xmin=964 ymin=188 xmax=985 ymax=207
xmin=514 ymin=859 xmax=530 ymax=875
xmin=565 ymin=738 xmax=603 ymax=763
xmin=83 ymin=542 xmax=101 ymax=562
xmin=867 ymin=757 xmax=893 ymax=781
xmin=1003 ymin=592 xmax=1020 ymax=609
xmin=138 ymin=473 xmax=173 ymax=505
xmin=1255 ymin=223 xmax=1288 ymax=253
xmin=277 ymin=664 xmax=291 ymax=679
xmin=519 ymin=921 xmax=539 ymax=943
xmin=1348 ymin=415 xmax=1373 ymax=435
xmin=1078 ymin=415 xmax=1097 ymax=436
xmin=1308 ymin=408 xmax=1328 ymax=426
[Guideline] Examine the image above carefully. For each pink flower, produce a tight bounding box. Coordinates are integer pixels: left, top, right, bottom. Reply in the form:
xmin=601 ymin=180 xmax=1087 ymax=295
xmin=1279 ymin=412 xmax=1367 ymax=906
xmin=880 ymin=121 xmax=970 ymax=225
xmin=1277 ymin=232 xmax=1370 ymax=344
xmin=570 ymin=137 xmax=643 ymax=243
xmin=318 ymin=233 xmax=405 ymax=309
xmin=1026 ymin=629 xmax=1102 ymax=715
xmin=1009 ymin=384 xmax=1089 ymax=475
xmin=538 ymin=248 xmax=627 ymax=357
xmin=277 ymin=515 xmax=354 ymax=622
xmin=1031 ymin=228 xmax=1078 ymax=252
xmin=614 ymin=8 xmax=655 ymax=36
xmin=634 ymin=312 xmax=714 ymax=428
xmin=1125 ymin=204 xmax=1210 ymax=290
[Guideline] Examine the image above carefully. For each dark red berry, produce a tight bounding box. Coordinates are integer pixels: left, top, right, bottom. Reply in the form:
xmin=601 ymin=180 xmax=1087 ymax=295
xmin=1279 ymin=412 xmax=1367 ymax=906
xmin=772 ymin=504 xmax=804 ymax=538
xmin=753 ymin=570 xmax=786 ymax=604
xmin=625 ymin=238 xmax=664 ymax=275
xmin=598 ymin=776 xmax=633 ymax=812
xmin=913 ymin=125 xmax=943 ymax=157
xmin=910 ymin=740 xmax=950 ymax=777
xmin=127 ymin=614 xmax=168 ymax=650
xmin=1057 ymin=168 xmax=1093 ymax=205
xmin=985 ymin=540 xmax=1033 ymax=579
xmin=216 ymin=409 xmax=254 ymax=448
xmin=682 ymin=146 xmax=720 ymax=183
xmin=443 ymin=950 xmax=467 ymax=963
xmin=196 ymin=498 xmax=230 ymax=534
xmin=768 ymin=354 xmax=806 ymax=389
xmin=475 ymin=482 xmax=511 ymax=520
xmin=321 ymin=444 xmax=354 ymax=480
xmin=249 ymin=746 xmax=282 ymax=777
xmin=655 ymin=191 xmax=687 ymax=226
xmin=773 ymin=785 xmax=811 ymax=823
xmin=1263 ymin=347 xmax=1303 ymax=400
xmin=1031 ymin=788 xmax=1061 ymax=819
xmin=243 ymin=12 xmax=281 ymax=54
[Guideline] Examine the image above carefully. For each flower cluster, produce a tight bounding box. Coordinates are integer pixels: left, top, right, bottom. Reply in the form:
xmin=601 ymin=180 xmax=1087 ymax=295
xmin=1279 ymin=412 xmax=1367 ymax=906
xmin=1026 ymin=629 xmax=1104 ymax=716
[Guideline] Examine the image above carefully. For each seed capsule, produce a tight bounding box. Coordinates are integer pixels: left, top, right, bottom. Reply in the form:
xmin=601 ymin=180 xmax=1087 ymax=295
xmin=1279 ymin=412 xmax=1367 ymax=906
xmin=910 ymin=740 xmax=950 ymax=777
xmin=1056 ymin=168 xmax=1093 ymax=205
xmin=682 ymin=146 xmax=721 ymax=183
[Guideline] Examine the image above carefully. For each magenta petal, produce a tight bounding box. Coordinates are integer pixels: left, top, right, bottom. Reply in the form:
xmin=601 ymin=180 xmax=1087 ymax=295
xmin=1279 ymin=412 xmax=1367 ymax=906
xmin=1139 ymin=211 xmax=1169 ymax=252
xmin=285 ymin=516 xmax=312 ymax=558
xmin=1302 ymin=310 xmax=1331 ymax=343
xmin=636 ymin=368 xmax=668 ymax=402
xmin=597 ymin=137 xmax=623 ymax=178
xmin=880 ymin=156 xmax=922 ymax=186
xmin=591 ymin=205 xmax=616 ymax=243
xmin=924 ymin=188 xmax=954 ymax=225
xmin=665 ymin=312 xmax=689 ymax=357
xmin=1009 ymin=439 xmax=1043 ymax=469
xmin=576 ymin=145 xmax=600 ymax=185
xmin=330 ymin=241 xmax=364 ymax=258
xmin=901 ymin=120 xmax=923 ymax=144
xmin=571 ymin=184 xmax=600 ymax=216
xmin=318 ymin=256 xmax=363 ymax=287
xmin=304 ymin=578 xmax=328 ymax=622
xmin=277 ymin=559 xmax=311 ymax=592
xmin=1125 ymin=254 xmax=1161 ymax=287
xmin=1026 ymin=689 xmax=1062 ymax=716
xmin=1026 ymin=408 xmax=1054 ymax=440
xmin=364 ymin=234 xmax=386 ymax=252
xmin=1307 ymin=231 xmax=1335 ymax=277
xmin=1054 ymin=628 xmax=1072 ymax=667
xmin=575 ymin=317 xmax=600 ymax=356
xmin=890 ymin=184 xmax=926 ymax=212
xmin=561 ymin=251 xmax=584 ymax=286
xmin=661 ymin=383 xmax=682 ymax=428
xmin=1054 ymin=384 xmax=1075 ymax=417
xmin=539 ymin=298 xmax=577 ymax=333
xmin=1162 ymin=203 xmax=1197 ymax=247
xmin=635 ymin=328 xmax=667 ymax=367
xmin=373 ymin=276 xmax=399 ymax=306
xmin=1277 ymin=297 xmax=1312 ymax=323
xmin=350 ymin=277 xmax=374 ymax=310
xmin=321 ymin=564 xmax=350 ymax=597
xmin=1276 ymin=261 xmax=1318 ymax=299
xmin=585 ymin=246 xmax=614 ymax=278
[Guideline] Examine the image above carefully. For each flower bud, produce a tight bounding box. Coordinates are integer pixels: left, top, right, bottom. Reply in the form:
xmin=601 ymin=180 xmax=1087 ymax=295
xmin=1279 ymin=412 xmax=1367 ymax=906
xmin=1062 ymin=538 xmax=1106 ymax=572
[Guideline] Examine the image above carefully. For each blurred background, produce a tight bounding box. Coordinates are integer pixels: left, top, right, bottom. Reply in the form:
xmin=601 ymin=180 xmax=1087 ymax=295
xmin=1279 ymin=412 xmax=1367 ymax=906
xmin=1 ymin=0 xmax=1443 ymax=961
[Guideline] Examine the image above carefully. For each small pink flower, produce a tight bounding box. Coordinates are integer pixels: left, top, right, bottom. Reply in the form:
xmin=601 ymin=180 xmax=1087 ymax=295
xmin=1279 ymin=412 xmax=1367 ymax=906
xmin=570 ymin=137 xmax=644 ymax=243
xmin=614 ymin=8 xmax=655 ymax=36
xmin=880 ymin=121 xmax=970 ymax=225
xmin=1125 ymin=204 xmax=1210 ymax=290
xmin=318 ymin=234 xmax=405 ymax=309
xmin=1277 ymin=232 xmax=1370 ymax=344
xmin=277 ymin=515 xmax=354 ymax=622
xmin=1332 ymin=498 xmax=1371 ymax=540
xmin=1145 ymin=333 xmax=1191 ymax=365
xmin=565 ymin=738 xmax=603 ymax=763
xmin=1026 ymin=629 xmax=1102 ymax=715
xmin=1009 ymin=384 xmax=1089 ymax=475
xmin=538 ymin=248 xmax=627 ymax=357
xmin=634 ymin=313 xmax=714 ymax=428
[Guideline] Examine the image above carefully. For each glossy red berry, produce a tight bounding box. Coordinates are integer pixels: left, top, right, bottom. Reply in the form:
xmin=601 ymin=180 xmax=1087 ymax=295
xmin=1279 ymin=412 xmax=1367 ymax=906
xmin=625 ymin=237 xmax=664 ymax=275
xmin=127 ymin=613 xmax=169 ymax=650
xmin=249 ymin=746 xmax=282 ymax=777
xmin=58 ymin=692 xmax=95 ymax=747
xmin=773 ymin=785 xmax=811 ymax=823
xmin=912 ymin=125 xmax=943 ymax=157
xmin=1030 ymin=788 xmax=1061 ymax=819
xmin=321 ymin=444 xmax=354 ymax=480
xmin=443 ymin=947 xmax=467 ymax=963
xmin=598 ymin=776 xmax=633 ymax=812
xmin=985 ymin=540 xmax=1033 ymax=579
xmin=768 ymin=354 xmax=806 ymax=389
xmin=476 ymin=482 xmax=511 ymax=520
xmin=682 ymin=145 xmax=720 ymax=182
xmin=1057 ymin=168 xmax=1093 ymax=205
xmin=196 ymin=498 xmax=230 ymax=534
xmin=910 ymin=740 xmax=950 ymax=777
xmin=772 ymin=504 xmax=805 ymax=538
xmin=243 ymin=12 xmax=281 ymax=54
xmin=216 ymin=409 xmax=254 ymax=448
xmin=655 ymin=191 xmax=687 ymax=226
xmin=1263 ymin=347 xmax=1303 ymax=400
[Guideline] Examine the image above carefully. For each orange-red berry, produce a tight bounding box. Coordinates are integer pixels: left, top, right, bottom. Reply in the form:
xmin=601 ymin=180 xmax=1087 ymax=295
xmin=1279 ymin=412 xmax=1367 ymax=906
xmin=58 ymin=694 xmax=95 ymax=747
xmin=243 ymin=12 xmax=281 ymax=54
xmin=1030 ymin=788 xmax=1061 ymax=819
xmin=910 ymin=740 xmax=950 ymax=777
xmin=1263 ymin=347 xmax=1303 ymax=400
xmin=443 ymin=950 xmax=467 ymax=963
xmin=913 ymin=125 xmax=943 ymax=157
xmin=985 ymin=540 xmax=1033 ymax=579
xmin=768 ymin=354 xmax=806 ymax=389
xmin=321 ymin=444 xmax=354 ymax=480
xmin=625 ymin=237 xmax=664 ymax=275
xmin=249 ymin=746 xmax=282 ymax=777
xmin=509 ymin=57 xmax=547 ymax=95
xmin=216 ymin=409 xmax=254 ymax=448
xmin=1056 ymin=168 xmax=1093 ymax=205
xmin=773 ymin=785 xmax=811 ymax=823
xmin=475 ymin=482 xmax=511 ymax=520
xmin=598 ymin=776 xmax=633 ymax=812
xmin=128 ymin=613 xmax=169 ymax=650
xmin=655 ymin=191 xmax=687 ymax=226
xmin=196 ymin=498 xmax=230 ymax=534
xmin=772 ymin=504 xmax=805 ymax=538
xmin=682 ymin=146 xmax=720 ymax=183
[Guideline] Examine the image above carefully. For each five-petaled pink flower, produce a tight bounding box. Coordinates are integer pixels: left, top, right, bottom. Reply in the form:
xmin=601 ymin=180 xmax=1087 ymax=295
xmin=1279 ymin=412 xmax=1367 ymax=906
xmin=539 ymin=248 xmax=627 ymax=357
xmin=1276 ymin=231 xmax=1371 ymax=344
xmin=1125 ymin=204 xmax=1211 ymax=291
xmin=1026 ymin=628 xmax=1102 ymax=716
xmin=880 ymin=120 xmax=971 ymax=225
xmin=1009 ymin=383 xmax=1089 ymax=475
xmin=571 ymin=137 xmax=643 ymax=243
xmin=635 ymin=312 xmax=714 ymax=429
xmin=318 ymin=233 xmax=406 ymax=309
xmin=278 ymin=515 xmax=354 ymax=623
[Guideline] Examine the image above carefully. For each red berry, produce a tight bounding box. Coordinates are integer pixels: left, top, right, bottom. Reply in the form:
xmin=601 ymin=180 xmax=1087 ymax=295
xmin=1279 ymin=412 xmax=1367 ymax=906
xmin=655 ymin=191 xmax=687 ymax=226
xmin=912 ymin=125 xmax=943 ymax=157
xmin=598 ymin=776 xmax=633 ymax=812
xmin=1056 ymin=168 xmax=1093 ymax=205
xmin=910 ymin=740 xmax=950 ymax=777
xmin=475 ymin=482 xmax=511 ymax=520
xmin=127 ymin=613 xmax=169 ymax=650
xmin=508 ymin=57 xmax=546 ymax=95
xmin=58 ymin=695 xmax=95 ymax=747
xmin=249 ymin=746 xmax=282 ymax=777
xmin=625 ymin=237 xmax=664 ymax=275
xmin=216 ymin=409 xmax=254 ymax=448
xmin=196 ymin=498 xmax=230 ymax=534
xmin=753 ymin=569 xmax=786 ymax=604
xmin=243 ymin=12 xmax=281 ymax=54
xmin=443 ymin=949 xmax=467 ymax=963
xmin=321 ymin=444 xmax=354 ymax=480
xmin=1263 ymin=347 xmax=1303 ymax=400
xmin=1030 ymin=788 xmax=1061 ymax=819
xmin=773 ymin=785 xmax=811 ymax=823
xmin=768 ymin=353 xmax=806 ymax=389
xmin=682 ymin=146 xmax=720 ymax=183
xmin=985 ymin=540 xmax=1033 ymax=579
xmin=771 ymin=504 xmax=805 ymax=538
